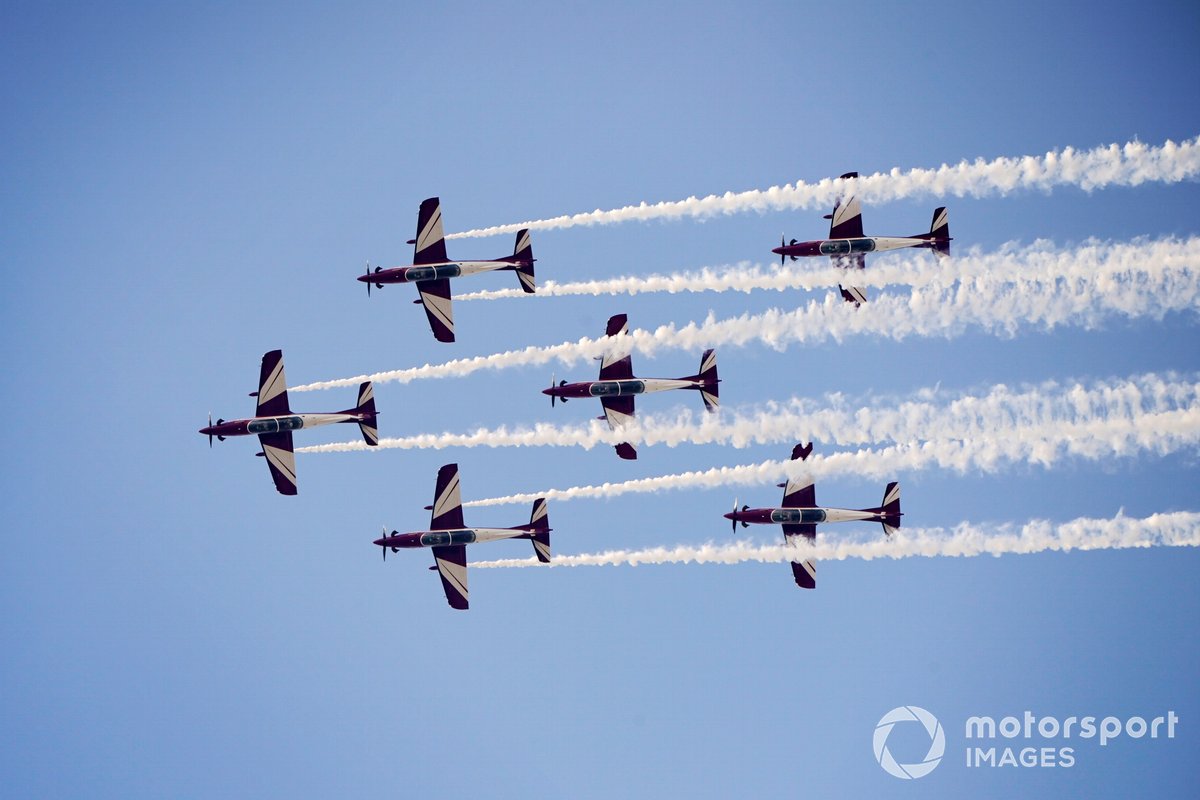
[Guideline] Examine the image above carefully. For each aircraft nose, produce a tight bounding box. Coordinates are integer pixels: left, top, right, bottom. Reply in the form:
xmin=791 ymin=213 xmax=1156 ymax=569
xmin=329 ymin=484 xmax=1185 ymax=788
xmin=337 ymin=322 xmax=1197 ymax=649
xmin=373 ymin=537 xmax=387 ymax=547
xmin=541 ymin=387 xmax=553 ymax=396
xmin=771 ymin=246 xmax=784 ymax=255
xmin=723 ymin=512 xmax=735 ymax=521
xmin=199 ymin=426 xmax=213 ymax=435
xmin=357 ymin=274 xmax=369 ymax=282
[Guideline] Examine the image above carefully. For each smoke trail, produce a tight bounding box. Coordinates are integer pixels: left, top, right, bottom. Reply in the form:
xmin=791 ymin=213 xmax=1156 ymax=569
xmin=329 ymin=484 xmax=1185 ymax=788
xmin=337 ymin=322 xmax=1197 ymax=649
xmin=470 ymin=511 xmax=1200 ymax=569
xmin=447 ymin=136 xmax=1200 ymax=239
xmin=290 ymin=239 xmax=1200 ymax=392
xmin=453 ymin=237 xmax=1198 ymax=302
xmin=297 ymin=373 xmax=1200 ymax=455
xmin=461 ymin=412 xmax=1199 ymax=508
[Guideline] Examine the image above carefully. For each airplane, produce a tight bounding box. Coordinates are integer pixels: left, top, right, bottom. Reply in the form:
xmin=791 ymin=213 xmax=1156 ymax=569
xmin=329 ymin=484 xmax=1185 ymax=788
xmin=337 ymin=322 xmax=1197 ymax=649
xmin=542 ymin=313 xmax=720 ymax=460
xmin=723 ymin=442 xmax=901 ymax=589
xmin=358 ymin=196 xmax=536 ymax=342
xmin=772 ymin=172 xmax=951 ymax=305
xmin=199 ymin=350 xmax=379 ymax=495
xmin=373 ymin=463 xmax=551 ymax=610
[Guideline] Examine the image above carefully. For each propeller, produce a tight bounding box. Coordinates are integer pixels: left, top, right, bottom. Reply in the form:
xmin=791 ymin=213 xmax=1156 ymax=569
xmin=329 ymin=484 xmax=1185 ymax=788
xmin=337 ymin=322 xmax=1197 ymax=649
xmin=731 ymin=497 xmax=738 ymax=533
xmin=366 ymin=261 xmax=371 ymax=297
xmin=550 ymin=373 xmax=556 ymax=407
xmin=381 ymin=526 xmax=388 ymax=561
xmin=207 ymin=412 xmax=213 ymax=448
xmin=780 ymin=235 xmax=786 ymax=265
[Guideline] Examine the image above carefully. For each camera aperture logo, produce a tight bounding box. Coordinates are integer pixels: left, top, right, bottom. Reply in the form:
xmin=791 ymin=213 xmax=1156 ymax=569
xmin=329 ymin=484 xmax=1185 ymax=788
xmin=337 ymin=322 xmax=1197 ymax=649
xmin=874 ymin=706 xmax=946 ymax=779
xmin=873 ymin=706 xmax=1179 ymax=779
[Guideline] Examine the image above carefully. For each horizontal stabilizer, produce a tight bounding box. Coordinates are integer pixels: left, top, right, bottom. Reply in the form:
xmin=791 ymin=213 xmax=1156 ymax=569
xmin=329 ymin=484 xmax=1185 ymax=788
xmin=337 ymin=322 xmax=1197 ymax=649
xmin=355 ymin=381 xmax=379 ymax=446
xmin=878 ymin=481 xmax=902 ymax=534
xmin=513 ymin=229 xmax=536 ymax=293
xmin=692 ymin=349 xmax=720 ymax=412
xmin=929 ymin=207 xmax=951 ymax=258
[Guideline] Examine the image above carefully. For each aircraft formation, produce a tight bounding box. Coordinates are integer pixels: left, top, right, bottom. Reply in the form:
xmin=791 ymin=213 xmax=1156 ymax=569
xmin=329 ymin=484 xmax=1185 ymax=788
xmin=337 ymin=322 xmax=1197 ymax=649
xmin=202 ymin=182 xmax=938 ymax=608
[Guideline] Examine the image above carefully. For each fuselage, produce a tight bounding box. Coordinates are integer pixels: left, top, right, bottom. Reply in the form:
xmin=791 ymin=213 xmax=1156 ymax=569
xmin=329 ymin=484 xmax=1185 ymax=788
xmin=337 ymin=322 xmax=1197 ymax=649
xmin=772 ymin=236 xmax=937 ymax=260
xmin=199 ymin=412 xmax=367 ymax=439
xmin=374 ymin=527 xmax=531 ymax=550
xmin=543 ymin=377 xmax=699 ymax=401
xmin=359 ymin=258 xmax=531 ymax=286
xmin=724 ymin=506 xmax=884 ymax=526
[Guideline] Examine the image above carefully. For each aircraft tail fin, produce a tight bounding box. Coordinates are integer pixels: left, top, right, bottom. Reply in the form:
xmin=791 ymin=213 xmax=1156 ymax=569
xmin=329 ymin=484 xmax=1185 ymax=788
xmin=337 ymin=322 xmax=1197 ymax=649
xmin=915 ymin=207 xmax=951 ymax=257
xmin=526 ymin=498 xmax=551 ymax=562
xmin=686 ymin=349 xmax=720 ymax=411
xmin=511 ymin=229 xmax=536 ymax=293
xmin=877 ymin=481 xmax=901 ymax=536
xmin=354 ymin=382 xmax=379 ymax=446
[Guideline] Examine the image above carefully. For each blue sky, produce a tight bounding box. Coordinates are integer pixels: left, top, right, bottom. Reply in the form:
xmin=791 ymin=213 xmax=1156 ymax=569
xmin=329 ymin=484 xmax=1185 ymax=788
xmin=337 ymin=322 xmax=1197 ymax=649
xmin=2 ymin=1 xmax=1198 ymax=797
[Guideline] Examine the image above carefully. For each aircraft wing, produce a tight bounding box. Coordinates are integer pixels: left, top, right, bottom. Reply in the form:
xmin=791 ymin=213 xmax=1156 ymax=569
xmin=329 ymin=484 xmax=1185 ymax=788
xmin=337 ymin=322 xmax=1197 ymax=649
xmin=780 ymin=474 xmax=815 ymax=508
xmin=827 ymin=174 xmax=864 ymax=239
xmin=601 ymin=395 xmax=637 ymax=459
xmin=832 ymin=253 xmax=866 ymax=272
xmin=255 ymin=349 xmax=291 ymax=417
xmin=413 ymin=197 xmax=449 ymax=265
xmin=598 ymin=313 xmax=633 ymax=380
xmin=783 ymin=523 xmax=817 ymax=589
xmin=600 ymin=395 xmax=635 ymax=430
xmin=258 ymin=431 xmax=297 ymax=495
xmin=429 ymin=463 xmax=465 ymax=530
xmin=431 ymin=544 xmax=469 ymax=610
xmin=416 ymin=279 xmax=455 ymax=343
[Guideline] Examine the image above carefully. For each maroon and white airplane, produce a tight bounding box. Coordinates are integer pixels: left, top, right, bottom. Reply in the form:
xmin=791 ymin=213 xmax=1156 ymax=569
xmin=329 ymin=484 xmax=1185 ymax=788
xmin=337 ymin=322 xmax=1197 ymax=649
xmin=542 ymin=313 xmax=720 ymax=460
xmin=772 ymin=172 xmax=951 ymax=305
xmin=374 ymin=463 xmax=551 ymax=610
xmin=723 ymin=442 xmax=902 ymax=589
xmin=358 ymin=197 xmax=536 ymax=343
xmin=199 ymin=350 xmax=378 ymax=495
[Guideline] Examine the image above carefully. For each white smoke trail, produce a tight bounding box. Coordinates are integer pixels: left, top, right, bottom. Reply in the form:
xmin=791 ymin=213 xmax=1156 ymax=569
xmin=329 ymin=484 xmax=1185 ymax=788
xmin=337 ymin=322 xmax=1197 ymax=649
xmin=470 ymin=511 xmax=1200 ymax=569
xmin=297 ymin=373 xmax=1200 ymax=455
xmin=453 ymin=237 xmax=1198 ymax=302
xmin=447 ymin=136 xmax=1200 ymax=239
xmin=290 ymin=239 xmax=1200 ymax=392
xmin=461 ymin=413 xmax=1199 ymax=508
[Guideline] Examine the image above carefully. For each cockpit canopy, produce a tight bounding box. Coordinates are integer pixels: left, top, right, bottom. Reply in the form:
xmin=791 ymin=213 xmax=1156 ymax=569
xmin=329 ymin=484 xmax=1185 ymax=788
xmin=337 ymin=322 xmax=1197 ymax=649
xmin=420 ymin=530 xmax=477 ymax=547
xmin=248 ymin=416 xmax=303 ymax=434
xmin=770 ymin=508 xmax=827 ymax=524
